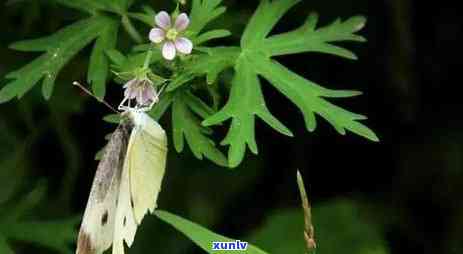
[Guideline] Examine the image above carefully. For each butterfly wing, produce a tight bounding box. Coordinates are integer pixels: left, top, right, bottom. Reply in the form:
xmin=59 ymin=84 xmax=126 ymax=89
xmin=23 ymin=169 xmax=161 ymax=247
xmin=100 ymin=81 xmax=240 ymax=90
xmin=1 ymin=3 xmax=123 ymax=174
xmin=129 ymin=113 xmax=168 ymax=224
xmin=111 ymin=112 xmax=167 ymax=254
xmin=112 ymin=145 xmax=138 ymax=254
xmin=77 ymin=124 xmax=130 ymax=254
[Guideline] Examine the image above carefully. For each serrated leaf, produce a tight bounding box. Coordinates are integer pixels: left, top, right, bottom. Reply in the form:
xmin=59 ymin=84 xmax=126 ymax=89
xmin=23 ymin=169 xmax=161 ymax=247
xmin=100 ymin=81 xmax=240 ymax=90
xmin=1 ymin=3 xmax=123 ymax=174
xmin=184 ymin=91 xmax=215 ymax=119
xmin=189 ymin=0 xmax=227 ymax=36
xmin=167 ymin=47 xmax=239 ymax=91
xmin=195 ymin=29 xmax=231 ymax=45
xmin=88 ymin=19 xmax=119 ymax=99
xmin=155 ymin=210 xmax=268 ymax=254
xmin=204 ymin=57 xmax=293 ymax=167
xmin=262 ymin=14 xmax=367 ymax=59
xmin=203 ymin=0 xmax=377 ymax=167
xmin=253 ymin=57 xmax=378 ymax=141
xmin=172 ymin=91 xmax=227 ymax=167
xmin=9 ymin=18 xmax=97 ymax=52
xmin=241 ymin=0 xmax=300 ymax=48
xmin=1 ymin=16 xmax=115 ymax=103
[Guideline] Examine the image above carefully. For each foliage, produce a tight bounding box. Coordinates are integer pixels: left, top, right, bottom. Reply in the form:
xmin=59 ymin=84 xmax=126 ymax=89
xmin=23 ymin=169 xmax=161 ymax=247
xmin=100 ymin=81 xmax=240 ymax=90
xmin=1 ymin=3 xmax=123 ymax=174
xmin=0 ymin=183 xmax=78 ymax=254
xmin=1 ymin=16 xmax=118 ymax=101
xmin=1 ymin=0 xmax=377 ymax=168
xmin=0 ymin=0 xmax=379 ymax=252
xmin=155 ymin=210 xmax=268 ymax=254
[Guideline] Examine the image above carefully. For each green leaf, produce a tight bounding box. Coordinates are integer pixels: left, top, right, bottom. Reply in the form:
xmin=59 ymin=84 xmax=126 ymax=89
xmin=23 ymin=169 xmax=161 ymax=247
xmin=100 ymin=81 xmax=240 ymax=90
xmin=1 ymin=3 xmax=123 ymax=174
xmin=131 ymin=43 xmax=152 ymax=52
xmin=172 ymin=91 xmax=228 ymax=167
xmin=110 ymin=0 xmax=133 ymax=13
xmin=203 ymin=0 xmax=377 ymax=166
xmin=88 ymin=19 xmax=119 ymax=99
xmin=195 ymin=29 xmax=232 ymax=45
xmin=189 ymin=0 xmax=227 ymax=36
xmin=167 ymin=47 xmax=239 ymax=92
xmin=9 ymin=18 xmax=97 ymax=52
xmin=254 ymin=57 xmax=378 ymax=141
xmin=51 ymin=0 xmax=108 ymax=14
xmin=111 ymin=51 xmax=162 ymax=74
xmin=128 ymin=12 xmax=154 ymax=27
xmin=155 ymin=210 xmax=268 ymax=254
xmin=53 ymin=0 xmax=133 ymax=14
xmin=106 ymin=49 xmax=127 ymax=67
xmin=149 ymin=92 xmax=174 ymax=121
xmin=103 ymin=113 xmax=121 ymax=124
xmin=241 ymin=0 xmax=300 ymax=48
xmin=203 ymin=56 xmax=293 ymax=167
xmin=262 ymin=13 xmax=367 ymax=59
xmin=1 ymin=16 xmax=116 ymax=103
xmin=127 ymin=5 xmax=157 ymax=28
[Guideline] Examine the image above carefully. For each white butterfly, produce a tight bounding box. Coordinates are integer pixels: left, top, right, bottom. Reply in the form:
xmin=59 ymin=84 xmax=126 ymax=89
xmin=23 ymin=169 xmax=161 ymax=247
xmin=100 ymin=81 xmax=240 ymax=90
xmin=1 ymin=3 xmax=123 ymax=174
xmin=76 ymin=84 xmax=167 ymax=254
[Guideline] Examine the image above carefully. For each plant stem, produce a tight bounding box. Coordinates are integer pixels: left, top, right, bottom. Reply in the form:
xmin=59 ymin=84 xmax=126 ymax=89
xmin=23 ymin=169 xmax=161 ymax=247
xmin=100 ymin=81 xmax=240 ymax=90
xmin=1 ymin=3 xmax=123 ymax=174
xmin=297 ymin=170 xmax=317 ymax=252
xmin=143 ymin=48 xmax=154 ymax=69
xmin=122 ymin=15 xmax=142 ymax=43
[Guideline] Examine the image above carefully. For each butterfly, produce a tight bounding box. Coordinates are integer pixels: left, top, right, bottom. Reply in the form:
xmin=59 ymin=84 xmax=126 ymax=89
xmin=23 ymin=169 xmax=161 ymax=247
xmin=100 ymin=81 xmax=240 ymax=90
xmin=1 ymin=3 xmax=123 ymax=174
xmin=75 ymin=81 xmax=167 ymax=254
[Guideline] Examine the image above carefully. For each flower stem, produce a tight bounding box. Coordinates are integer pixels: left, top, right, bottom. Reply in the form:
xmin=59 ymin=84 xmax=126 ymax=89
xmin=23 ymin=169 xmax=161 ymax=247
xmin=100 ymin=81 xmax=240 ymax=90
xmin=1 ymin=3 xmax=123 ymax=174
xmin=297 ymin=170 xmax=317 ymax=252
xmin=143 ymin=49 xmax=154 ymax=69
xmin=122 ymin=15 xmax=142 ymax=43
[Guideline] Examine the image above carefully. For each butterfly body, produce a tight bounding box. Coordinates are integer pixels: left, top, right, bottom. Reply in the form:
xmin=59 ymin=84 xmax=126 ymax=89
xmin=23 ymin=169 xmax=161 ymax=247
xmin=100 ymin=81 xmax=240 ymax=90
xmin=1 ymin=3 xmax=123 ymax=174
xmin=77 ymin=111 xmax=167 ymax=254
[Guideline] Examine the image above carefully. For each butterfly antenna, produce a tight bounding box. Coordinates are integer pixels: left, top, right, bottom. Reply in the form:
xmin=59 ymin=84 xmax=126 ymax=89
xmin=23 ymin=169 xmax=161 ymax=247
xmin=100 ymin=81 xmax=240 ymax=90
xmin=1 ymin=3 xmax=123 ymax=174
xmin=73 ymin=81 xmax=118 ymax=113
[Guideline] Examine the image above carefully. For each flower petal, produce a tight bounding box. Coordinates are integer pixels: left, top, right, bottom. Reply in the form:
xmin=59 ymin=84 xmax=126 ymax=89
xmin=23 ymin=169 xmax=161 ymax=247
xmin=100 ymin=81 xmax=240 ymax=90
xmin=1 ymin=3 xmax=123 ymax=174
xmin=155 ymin=11 xmax=171 ymax=29
xmin=124 ymin=86 xmax=138 ymax=99
xmin=136 ymin=89 xmax=145 ymax=105
xmin=149 ymin=28 xmax=165 ymax=43
xmin=162 ymin=41 xmax=176 ymax=60
xmin=142 ymin=85 xmax=156 ymax=104
xmin=123 ymin=79 xmax=137 ymax=89
xmin=175 ymin=37 xmax=193 ymax=54
xmin=174 ymin=13 xmax=190 ymax=32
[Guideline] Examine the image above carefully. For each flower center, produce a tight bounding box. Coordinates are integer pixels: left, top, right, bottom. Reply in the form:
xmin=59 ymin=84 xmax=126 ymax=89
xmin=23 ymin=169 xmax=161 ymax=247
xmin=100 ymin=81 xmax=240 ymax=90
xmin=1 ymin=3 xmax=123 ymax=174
xmin=166 ymin=29 xmax=178 ymax=41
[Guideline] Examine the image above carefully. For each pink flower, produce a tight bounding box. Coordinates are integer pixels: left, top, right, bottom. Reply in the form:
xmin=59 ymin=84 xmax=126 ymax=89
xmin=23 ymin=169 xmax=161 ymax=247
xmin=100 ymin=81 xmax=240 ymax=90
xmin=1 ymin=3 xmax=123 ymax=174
xmin=123 ymin=78 xmax=158 ymax=106
xmin=149 ymin=11 xmax=193 ymax=61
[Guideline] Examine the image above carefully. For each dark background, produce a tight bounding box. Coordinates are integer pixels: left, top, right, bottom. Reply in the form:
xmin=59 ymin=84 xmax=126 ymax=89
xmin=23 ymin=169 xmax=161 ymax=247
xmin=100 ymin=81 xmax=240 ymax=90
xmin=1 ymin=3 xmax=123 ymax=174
xmin=1 ymin=0 xmax=462 ymax=253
